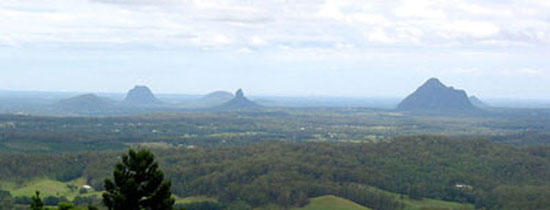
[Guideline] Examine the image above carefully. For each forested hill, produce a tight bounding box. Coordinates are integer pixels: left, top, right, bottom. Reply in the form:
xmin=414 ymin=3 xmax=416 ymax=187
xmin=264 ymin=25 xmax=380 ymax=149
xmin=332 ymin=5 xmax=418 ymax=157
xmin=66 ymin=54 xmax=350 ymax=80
xmin=1 ymin=136 xmax=550 ymax=209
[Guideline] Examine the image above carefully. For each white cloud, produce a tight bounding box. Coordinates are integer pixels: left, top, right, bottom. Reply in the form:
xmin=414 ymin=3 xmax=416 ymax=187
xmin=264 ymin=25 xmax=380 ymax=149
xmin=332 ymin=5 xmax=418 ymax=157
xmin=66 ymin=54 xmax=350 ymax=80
xmin=237 ymin=47 xmax=254 ymax=54
xmin=350 ymin=13 xmax=390 ymax=26
xmin=393 ymin=0 xmax=447 ymax=19
xmin=1 ymin=0 xmax=550 ymax=51
xmin=497 ymin=68 xmax=547 ymax=77
xmin=316 ymin=0 xmax=350 ymax=20
xmin=452 ymin=67 xmax=482 ymax=76
xmin=190 ymin=34 xmax=232 ymax=47
xmin=518 ymin=68 xmax=544 ymax=76
xmin=446 ymin=20 xmax=500 ymax=38
xmin=250 ymin=36 xmax=267 ymax=46
xmin=368 ymin=28 xmax=396 ymax=44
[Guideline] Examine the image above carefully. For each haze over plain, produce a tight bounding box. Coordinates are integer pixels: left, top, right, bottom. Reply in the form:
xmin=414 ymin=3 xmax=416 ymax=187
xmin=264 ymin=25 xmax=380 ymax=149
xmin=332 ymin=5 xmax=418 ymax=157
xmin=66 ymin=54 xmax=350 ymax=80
xmin=1 ymin=0 xmax=550 ymax=100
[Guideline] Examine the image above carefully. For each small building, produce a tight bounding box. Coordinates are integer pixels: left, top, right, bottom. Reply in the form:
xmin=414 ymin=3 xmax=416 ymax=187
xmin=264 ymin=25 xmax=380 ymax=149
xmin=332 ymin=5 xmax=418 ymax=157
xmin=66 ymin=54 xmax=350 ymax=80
xmin=455 ymin=184 xmax=473 ymax=190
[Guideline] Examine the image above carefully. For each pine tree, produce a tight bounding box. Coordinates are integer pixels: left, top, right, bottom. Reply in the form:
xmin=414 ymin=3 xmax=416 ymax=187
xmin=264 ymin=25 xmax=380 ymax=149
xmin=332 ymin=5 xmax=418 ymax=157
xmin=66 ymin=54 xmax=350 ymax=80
xmin=103 ymin=149 xmax=175 ymax=210
xmin=30 ymin=191 xmax=44 ymax=210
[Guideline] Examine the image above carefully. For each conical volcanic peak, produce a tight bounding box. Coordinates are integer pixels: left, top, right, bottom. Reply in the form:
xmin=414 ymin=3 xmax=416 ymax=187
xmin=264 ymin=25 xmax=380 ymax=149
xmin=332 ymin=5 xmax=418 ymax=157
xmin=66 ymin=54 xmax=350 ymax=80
xmin=124 ymin=85 xmax=161 ymax=105
xmin=214 ymin=89 xmax=261 ymax=110
xmin=421 ymin=78 xmax=446 ymax=89
xmin=397 ymin=78 xmax=476 ymax=112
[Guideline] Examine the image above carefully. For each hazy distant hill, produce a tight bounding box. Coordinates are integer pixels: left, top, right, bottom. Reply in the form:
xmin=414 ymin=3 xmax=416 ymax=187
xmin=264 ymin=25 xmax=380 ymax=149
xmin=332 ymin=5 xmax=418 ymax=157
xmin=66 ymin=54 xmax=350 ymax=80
xmin=397 ymin=78 xmax=476 ymax=112
xmin=56 ymin=94 xmax=114 ymax=113
xmin=469 ymin=96 xmax=489 ymax=108
xmin=204 ymin=91 xmax=234 ymax=101
xmin=124 ymin=85 xmax=162 ymax=106
xmin=214 ymin=89 xmax=261 ymax=110
xmin=181 ymin=91 xmax=234 ymax=108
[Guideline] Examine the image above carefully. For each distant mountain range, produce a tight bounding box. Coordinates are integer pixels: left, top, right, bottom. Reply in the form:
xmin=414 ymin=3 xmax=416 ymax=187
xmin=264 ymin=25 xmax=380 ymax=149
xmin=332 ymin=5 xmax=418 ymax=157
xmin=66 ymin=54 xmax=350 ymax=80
xmin=52 ymin=87 xmax=262 ymax=114
xmin=397 ymin=78 xmax=478 ymax=113
xmin=3 ymin=79 xmax=507 ymax=116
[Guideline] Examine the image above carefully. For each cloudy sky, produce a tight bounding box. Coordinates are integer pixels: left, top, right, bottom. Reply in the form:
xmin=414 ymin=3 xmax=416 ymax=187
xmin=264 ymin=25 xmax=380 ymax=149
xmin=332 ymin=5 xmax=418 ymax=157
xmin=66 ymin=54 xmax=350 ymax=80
xmin=1 ymin=0 xmax=549 ymax=98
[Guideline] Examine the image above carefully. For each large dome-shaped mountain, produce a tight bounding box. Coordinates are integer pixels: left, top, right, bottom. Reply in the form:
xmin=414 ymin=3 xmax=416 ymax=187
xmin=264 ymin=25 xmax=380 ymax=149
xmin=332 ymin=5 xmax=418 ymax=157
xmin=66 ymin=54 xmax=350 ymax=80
xmin=397 ymin=78 xmax=476 ymax=112
xmin=214 ymin=89 xmax=261 ymax=110
xmin=202 ymin=91 xmax=234 ymax=103
xmin=197 ymin=91 xmax=234 ymax=107
xmin=180 ymin=91 xmax=234 ymax=109
xmin=124 ymin=85 xmax=162 ymax=105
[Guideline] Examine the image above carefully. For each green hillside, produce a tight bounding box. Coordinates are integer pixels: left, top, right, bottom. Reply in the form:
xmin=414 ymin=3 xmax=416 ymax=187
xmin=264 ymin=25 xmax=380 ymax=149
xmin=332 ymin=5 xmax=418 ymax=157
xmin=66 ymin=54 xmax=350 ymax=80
xmin=1 ymin=178 xmax=100 ymax=199
xmin=294 ymin=195 xmax=372 ymax=210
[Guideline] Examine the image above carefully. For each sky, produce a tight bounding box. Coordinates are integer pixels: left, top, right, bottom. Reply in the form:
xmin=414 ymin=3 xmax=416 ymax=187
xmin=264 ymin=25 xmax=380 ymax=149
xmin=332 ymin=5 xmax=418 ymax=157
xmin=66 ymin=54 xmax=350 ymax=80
xmin=0 ymin=0 xmax=549 ymax=99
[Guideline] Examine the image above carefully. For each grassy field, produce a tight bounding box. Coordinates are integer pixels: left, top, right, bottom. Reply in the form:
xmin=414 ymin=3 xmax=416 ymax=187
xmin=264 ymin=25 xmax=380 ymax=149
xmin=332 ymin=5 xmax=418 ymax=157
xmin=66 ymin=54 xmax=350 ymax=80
xmin=294 ymin=195 xmax=372 ymax=210
xmin=0 ymin=178 xmax=101 ymax=200
xmin=290 ymin=194 xmax=473 ymax=210
xmin=379 ymin=188 xmax=474 ymax=210
xmin=1 ymin=178 xmax=216 ymax=205
xmin=402 ymin=198 xmax=474 ymax=210
xmin=174 ymin=196 xmax=217 ymax=204
xmin=0 ymin=178 xmax=101 ymax=199
xmin=1 ymin=178 xmax=473 ymax=210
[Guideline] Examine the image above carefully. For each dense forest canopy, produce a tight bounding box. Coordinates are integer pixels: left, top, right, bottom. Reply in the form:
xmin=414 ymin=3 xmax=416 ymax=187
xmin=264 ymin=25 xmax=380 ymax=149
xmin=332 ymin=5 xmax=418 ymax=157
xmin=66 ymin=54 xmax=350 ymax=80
xmin=1 ymin=135 xmax=550 ymax=209
xmin=1 ymin=109 xmax=550 ymax=209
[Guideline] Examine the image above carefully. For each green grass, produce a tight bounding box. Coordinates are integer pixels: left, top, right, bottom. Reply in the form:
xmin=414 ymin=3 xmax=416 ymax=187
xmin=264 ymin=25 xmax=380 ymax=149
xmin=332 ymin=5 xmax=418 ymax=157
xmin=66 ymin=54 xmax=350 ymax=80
xmin=2 ymin=178 xmax=215 ymax=205
xmin=401 ymin=198 xmax=473 ymax=210
xmin=289 ymin=186 xmax=473 ymax=210
xmin=129 ymin=142 xmax=175 ymax=149
xmin=290 ymin=194 xmax=472 ymax=210
xmin=1 ymin=178 xmax=100 ymax=199
xmin=255 ymin=203 xmax=282 ymax=210
xmin=175 ymin=196 xmax=217 ymax=204
xmin=372 ymin=186 xmax=474 ymax=210
xmin=1 ymin=178 xmax=473 ymax=210
xmin=293 ymin=195 xmax=372 ymax=210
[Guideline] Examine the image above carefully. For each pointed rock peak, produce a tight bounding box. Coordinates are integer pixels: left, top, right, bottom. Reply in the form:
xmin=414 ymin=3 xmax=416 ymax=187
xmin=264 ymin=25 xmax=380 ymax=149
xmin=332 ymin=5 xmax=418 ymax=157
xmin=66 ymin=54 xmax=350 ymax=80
xmin=397 ymin=77 xmax=476 ymax=112
xmin=235 ymin=89 xmax=244 ymax=98
xmin=422 ymin=78 xmax=445 ymax=88
xmin=214 ymin=88 xmax=261 ymax=110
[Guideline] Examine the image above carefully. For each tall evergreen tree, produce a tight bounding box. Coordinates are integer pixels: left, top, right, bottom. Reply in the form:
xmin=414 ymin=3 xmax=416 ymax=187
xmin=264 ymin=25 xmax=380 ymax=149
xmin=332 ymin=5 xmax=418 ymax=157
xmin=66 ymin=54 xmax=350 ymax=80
xmin=103 ymin=149 xmax=175 ymax=210
xmin=30 ymin=191 xmax=44 ymax=210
